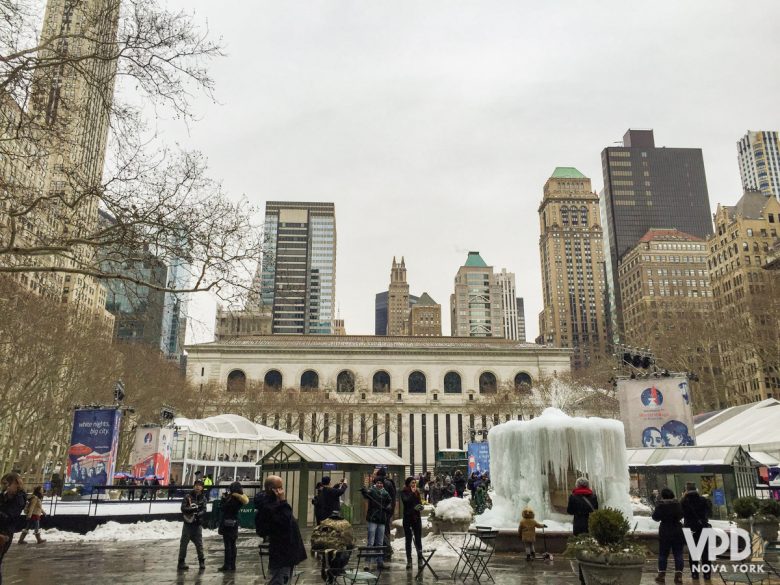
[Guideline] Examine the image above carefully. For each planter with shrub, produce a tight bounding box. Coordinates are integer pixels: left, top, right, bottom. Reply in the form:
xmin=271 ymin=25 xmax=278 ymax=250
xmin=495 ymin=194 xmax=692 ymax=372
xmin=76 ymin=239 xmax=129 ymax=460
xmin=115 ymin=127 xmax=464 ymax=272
xmin=61 ymin=488 xmax=82 ymax=501
xmin=566 ymin=508 xmax=646 ymax=585
xmin=733 ymin=496 xmax=780 ymax=542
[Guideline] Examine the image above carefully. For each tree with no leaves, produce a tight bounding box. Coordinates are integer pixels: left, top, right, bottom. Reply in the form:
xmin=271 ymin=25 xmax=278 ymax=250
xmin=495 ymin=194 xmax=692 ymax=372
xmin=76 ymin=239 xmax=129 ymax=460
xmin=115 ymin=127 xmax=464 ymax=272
xmin=1 ymin=0 xmax=263 ymax=303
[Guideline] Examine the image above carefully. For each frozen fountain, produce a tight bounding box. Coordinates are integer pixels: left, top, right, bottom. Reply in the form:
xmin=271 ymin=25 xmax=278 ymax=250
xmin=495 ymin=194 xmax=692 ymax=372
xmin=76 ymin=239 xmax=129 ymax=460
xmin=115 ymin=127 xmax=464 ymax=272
xmin=477 ymin=407 xmax=633 ymax=529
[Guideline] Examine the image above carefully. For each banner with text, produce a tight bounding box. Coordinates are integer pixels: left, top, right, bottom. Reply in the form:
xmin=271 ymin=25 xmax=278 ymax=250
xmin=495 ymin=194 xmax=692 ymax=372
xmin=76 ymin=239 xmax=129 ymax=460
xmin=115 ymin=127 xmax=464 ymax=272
xmin=129 ymin=427 xmax=173 ymax=484
xmin=66 ymin=408 xmax=122 ymax=488
xmin=467 ymin=442 xmax=490 ymax=474
xmin=618 ymin=376 xmax=695 ymax=448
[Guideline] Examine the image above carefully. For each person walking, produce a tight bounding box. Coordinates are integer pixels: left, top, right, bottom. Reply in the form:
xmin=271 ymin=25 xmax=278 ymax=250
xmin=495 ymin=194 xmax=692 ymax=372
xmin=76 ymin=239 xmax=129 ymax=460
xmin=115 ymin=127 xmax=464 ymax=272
xmin=255 ymin=475 xmax=307 ymax=585
xmin=441 ymin=477 xmax=456 ymax=500
xmin=127 ymin=477 xmax=136 ymax=501
xmin=316 ymin=477 xmax=348 ymax=525
xmin=518 ymin=507 xmax=546 ymax=560
xmin=218 ymin=481 xmax=248 ymax=572
xmin=652 ymin=488 xmax=685 ymax=584
xmin=567 ymin=477 xmax=598 ymax=585
xmin=400 ymin=476 xmax=424 ymax=570
xmin=0 ymin=473 xmax=26 ymax=585
xmin=18 ymin=486 xmax=45 ymax=544
xmin=373 ymin=468 xmax=395 ymax=561
xmin=681 ymin=482 xmax=713 ymax=581
xmin=167 ymin=477 xmax=176 ymax=500
xmin=178 ymin=479 xmax=208 ymax=572
xmin=360 ymin=478 xmax=391 ymax=570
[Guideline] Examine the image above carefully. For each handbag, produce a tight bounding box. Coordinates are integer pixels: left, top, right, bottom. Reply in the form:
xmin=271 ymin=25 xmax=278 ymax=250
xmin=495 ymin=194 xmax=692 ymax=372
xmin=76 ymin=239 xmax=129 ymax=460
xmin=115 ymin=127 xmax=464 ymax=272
xmin=222 ymin=518 xmax=238 ymax=528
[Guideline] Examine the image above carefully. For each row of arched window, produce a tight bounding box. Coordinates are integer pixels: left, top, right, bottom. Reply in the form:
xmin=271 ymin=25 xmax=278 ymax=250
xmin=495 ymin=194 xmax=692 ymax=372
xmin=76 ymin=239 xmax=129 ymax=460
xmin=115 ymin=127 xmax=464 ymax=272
xmin=226 ymin=369 xmax=533 ymax=394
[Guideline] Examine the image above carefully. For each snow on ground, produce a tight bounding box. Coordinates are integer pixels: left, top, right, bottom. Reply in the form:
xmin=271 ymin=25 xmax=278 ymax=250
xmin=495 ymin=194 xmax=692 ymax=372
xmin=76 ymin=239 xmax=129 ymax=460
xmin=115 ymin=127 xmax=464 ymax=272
xmin=434 ymin=498 xmax=473 ymax=521
xmin=41 ymin=520 xmax=219 ymax=542
xmin=631 ymin=496 xmax=653 ymax=516
xmin=41 ymin=499 xmax=200 ymax=516
xmin=391 ymin=533 xmax=465 ymax=558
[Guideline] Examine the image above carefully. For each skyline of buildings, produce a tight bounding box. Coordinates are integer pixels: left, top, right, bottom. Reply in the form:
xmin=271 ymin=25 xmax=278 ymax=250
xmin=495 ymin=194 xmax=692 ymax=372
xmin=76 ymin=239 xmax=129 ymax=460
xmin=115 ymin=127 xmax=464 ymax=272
xmin=537 ymin=167 xmax=608 ymax=367
xmin=738 ymin=130 xmax=780 ymax=202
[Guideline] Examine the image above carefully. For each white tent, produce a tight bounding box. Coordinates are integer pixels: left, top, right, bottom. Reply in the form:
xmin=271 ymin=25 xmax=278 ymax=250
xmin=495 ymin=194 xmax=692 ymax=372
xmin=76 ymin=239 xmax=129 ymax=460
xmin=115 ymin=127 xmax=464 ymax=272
xmin=695 ymin=398 xmax=780 ymax=463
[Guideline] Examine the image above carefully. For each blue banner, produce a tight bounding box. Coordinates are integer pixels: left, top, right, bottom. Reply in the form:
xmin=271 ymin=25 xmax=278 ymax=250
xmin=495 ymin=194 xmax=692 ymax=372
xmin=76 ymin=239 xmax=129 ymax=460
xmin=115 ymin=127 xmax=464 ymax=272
xmin=467 ymin=442 xmax=490 ymax=474
xmin=66 ymin=408 xmax=122 ymax=489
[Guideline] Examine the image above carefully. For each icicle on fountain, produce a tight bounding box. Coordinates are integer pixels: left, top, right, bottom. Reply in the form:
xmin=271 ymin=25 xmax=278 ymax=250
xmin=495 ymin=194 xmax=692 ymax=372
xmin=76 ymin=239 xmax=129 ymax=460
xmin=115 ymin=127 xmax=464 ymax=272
xmin=477 ymin=407 xmax=633 ymax=528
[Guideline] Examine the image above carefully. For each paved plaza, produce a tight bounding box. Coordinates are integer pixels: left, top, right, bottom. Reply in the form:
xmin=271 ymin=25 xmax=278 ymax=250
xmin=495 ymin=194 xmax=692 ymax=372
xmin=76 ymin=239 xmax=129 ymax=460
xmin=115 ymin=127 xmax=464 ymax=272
xmin=5 ymin=533 xmax=682 ymax=585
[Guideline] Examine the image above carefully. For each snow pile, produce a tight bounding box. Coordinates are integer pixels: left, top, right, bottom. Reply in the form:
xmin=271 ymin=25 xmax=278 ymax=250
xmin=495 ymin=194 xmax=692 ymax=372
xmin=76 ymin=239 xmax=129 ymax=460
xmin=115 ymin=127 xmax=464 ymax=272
xmin=391 ymin=533 xmax=464 ymax=558
xmin=477 ymin=408 xmax=632 ymax=528
xmin=631 ymin=496 xmax=652 ymax=516
xmin=41 ymin=520 xmax=218 ymax=542
xmin=433 ymin=497 xmax=473 ymax=522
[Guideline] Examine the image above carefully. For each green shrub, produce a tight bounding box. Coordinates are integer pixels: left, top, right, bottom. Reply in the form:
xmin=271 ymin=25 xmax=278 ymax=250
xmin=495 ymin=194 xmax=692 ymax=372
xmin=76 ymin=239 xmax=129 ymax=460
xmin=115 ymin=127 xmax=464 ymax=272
xmin=758 ymin=499 xmax=780 ymax=519
xmin=588 ymin=508 xmax=630 ymax=547
xmin=733 ymin=496 xmax=760 ymax=519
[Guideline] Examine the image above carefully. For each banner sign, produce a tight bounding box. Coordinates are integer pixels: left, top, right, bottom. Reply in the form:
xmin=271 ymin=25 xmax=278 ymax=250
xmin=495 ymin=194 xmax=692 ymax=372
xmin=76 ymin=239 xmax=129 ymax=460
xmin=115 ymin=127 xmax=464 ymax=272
xmin=66 ymin=408 xmax=122 ymax=487
xmin=467 ymin=442 xmax=490 ymax=474
xmin=618 ymin=376 xmax=695 ymax=448
xmin=129 ymin=427 xmax=173 ymax=484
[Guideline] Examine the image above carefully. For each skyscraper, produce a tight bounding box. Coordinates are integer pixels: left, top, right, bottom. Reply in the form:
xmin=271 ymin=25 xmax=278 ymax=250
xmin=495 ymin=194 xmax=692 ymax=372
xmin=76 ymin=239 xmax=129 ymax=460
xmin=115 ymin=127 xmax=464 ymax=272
xmin=387 ymin=257 xmax=410 ymax=335
xmin=538 ymin=168 xmax=608 ymax=366
xmin=409 ymin=292 xmax=442 ymax=336
xmin=738 ymin=131 xmax=780 ymax=201
xmin=256 ymin=202 xmax=336 ymax=334
xmin=601 ymin=129 xmax=713 ymax=339
xmin=496 ymin=269 xmax=521 ymax=340
xmin=515 ymin=298 xmax=526 ymax=342
xmin=450 ymin=252 xmax=503 ymax=337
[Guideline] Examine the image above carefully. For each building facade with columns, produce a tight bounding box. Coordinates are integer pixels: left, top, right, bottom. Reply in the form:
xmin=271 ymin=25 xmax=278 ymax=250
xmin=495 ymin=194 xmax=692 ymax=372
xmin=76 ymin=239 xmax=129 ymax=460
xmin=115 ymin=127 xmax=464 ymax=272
xmin=185 ymin=335 xmax=570 ymax=474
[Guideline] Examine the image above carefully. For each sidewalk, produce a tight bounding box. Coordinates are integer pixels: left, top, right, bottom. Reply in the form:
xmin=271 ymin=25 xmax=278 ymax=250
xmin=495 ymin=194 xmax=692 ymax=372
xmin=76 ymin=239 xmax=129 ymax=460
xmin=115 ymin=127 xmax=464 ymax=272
xmin=4 ymin=534 xmax=673 ymax=584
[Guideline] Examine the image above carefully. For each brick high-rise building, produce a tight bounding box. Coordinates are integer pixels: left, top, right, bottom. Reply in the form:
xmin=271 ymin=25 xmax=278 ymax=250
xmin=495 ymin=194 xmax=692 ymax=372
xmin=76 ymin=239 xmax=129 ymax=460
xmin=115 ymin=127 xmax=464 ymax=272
xmin=538 ymin=168 xmax=608 ymax=367
xmin=618 ymin=229 xmax=712 ymax=347
xmin=409 ymin=292 xmax=441 ymax=337
xmin=387 ymin=257 xmax=410 ymax=335
xmin=601 ymin=129 xmax=713 ymax=340
xmin=254 ymin=201 xmax=336 ymax=334
xmin=708 ymin=191 xmax=780 ymax=405
xmin=450 ymin=251 xmax=503 ymax=337
xmin=738 ymin=131 xmax=780 ymax=202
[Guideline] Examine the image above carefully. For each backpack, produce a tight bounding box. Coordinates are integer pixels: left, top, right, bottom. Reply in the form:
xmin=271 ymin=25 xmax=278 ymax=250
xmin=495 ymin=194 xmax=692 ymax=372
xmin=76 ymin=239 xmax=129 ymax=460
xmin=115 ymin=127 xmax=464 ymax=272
xmin=254 ymin=491 xmax=270 ymax=537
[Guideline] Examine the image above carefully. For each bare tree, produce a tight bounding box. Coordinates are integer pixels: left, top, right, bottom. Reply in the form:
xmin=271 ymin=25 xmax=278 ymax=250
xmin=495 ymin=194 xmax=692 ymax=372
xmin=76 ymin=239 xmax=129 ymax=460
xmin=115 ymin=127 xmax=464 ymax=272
xmin=1 ymin=0 xmax=263 ymax=303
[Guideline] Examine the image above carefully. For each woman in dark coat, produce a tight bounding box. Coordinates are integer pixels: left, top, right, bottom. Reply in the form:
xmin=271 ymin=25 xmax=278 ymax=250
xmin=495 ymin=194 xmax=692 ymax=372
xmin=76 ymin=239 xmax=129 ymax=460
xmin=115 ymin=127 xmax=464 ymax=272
xmin=567 ymin=477 xmax=598 ymax=585
xmin=0 ymin=473 xmax=26 ymax=585
xmin=651 ymin=487 xmax=684 ymax=584
xmin=218 ymin=481 xmax=249 ymax=572
xmin=400 ymin=477 xmax=424 ymax=570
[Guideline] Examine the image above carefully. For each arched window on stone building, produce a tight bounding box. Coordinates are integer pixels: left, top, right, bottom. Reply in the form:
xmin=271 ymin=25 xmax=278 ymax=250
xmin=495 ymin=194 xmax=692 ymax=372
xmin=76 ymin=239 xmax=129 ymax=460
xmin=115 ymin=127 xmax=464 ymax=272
xmin=444 ymin=371 xmax=462 ymax=393
xmin=408 ymin=371 xmax=426 ymax=394
xmin=264 ymin=369 xmax=283 ymax=391
xmin=372 ymin=371 xmax=391 ymax=393
xmin=300 ymin=370 xmax=319 ymax=391
xmin=227 ymin=370 xmax=246 ymax=392
xmin=337 ymin=370 xmax=355 ymax=393
xmin=479 ymin=371 xmax=497 ymax=394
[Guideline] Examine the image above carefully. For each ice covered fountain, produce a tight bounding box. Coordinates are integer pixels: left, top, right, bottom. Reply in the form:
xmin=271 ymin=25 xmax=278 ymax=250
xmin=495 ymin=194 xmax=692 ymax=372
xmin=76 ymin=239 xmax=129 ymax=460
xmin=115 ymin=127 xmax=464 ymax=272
xmin=477 ymin=407 xmax=633 ymax=529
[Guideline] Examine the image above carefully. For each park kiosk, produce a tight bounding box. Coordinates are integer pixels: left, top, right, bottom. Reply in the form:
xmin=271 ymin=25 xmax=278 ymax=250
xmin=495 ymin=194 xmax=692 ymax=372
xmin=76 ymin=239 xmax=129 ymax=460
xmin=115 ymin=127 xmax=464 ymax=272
xmin=627 ymin=445 xmax=756 ymax=520
xmin=260 ymin=441 xmax=407 ymax=526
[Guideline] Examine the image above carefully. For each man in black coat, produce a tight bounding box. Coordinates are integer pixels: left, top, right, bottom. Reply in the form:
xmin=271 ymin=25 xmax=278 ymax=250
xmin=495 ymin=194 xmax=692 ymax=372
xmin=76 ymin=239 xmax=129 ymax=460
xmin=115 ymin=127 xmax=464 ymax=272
xmin=315 ymin=476 xmax=348 ymax=524
xmin=178 ymin=479 xmax=208 ymax=571
xmin=374 ymin=468 xmax=395 ymax=560
xmin=680 ymin=483 xmax=713 ymax=582
xmin=256 ymin=475 xmax=307 ymax=585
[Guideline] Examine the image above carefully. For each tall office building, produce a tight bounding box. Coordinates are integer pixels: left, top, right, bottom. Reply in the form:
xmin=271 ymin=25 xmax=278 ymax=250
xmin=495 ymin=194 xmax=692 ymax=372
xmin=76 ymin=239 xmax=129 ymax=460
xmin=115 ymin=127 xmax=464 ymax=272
xmin=538 ymin=168 xmax=608 ymax=367
xmin=708 ymin=191 xmax=780 ymax=405
xmin=515 ymin=298 xmax=526 ymax=342
xmin=255 ymin=202 xmax=336 ymax=334
xmin=450 ymin=252 xmax=504 ymax=337
xmin=601 ymin=129 xmax=713 ymax=339
xmin=0 ymin=0 xmax=119 ymax=326
xmin=409 ymin=292 xmax=442 ymax=337
xmin=738 ymin=131 xmax=780 ymax=201
xmin=387 ymin=257 xmax=411 ymax=335
xmin=496 ymin=269 xmax=521 ymax=340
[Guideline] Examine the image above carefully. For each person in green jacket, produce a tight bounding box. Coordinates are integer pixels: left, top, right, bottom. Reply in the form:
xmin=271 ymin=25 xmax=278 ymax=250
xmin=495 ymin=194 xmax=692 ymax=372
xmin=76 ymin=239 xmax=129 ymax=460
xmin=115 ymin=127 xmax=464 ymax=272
xmin=359 ymin=479 xmax=391 ymax=569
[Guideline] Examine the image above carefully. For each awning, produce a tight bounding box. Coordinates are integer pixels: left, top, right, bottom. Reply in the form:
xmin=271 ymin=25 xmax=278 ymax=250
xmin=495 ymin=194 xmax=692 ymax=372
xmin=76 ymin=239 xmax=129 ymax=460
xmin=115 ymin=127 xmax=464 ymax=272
xmin=749 ymin=451 xmax=780 ymax=467
xmin=263 ymin=441 xmax=406 ymax=467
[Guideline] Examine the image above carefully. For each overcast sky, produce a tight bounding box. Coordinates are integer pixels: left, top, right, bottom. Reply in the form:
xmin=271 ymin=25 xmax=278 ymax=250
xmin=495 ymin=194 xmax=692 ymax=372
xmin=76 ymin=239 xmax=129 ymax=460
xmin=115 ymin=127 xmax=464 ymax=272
xmin=173 ymin=0 xmax=780 ymax=343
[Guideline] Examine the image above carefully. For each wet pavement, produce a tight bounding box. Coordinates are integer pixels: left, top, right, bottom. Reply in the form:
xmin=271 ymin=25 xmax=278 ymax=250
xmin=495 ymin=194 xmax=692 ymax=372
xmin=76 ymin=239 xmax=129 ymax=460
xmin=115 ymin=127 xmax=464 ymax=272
xmin=3 ymin=534 xmax=689 ymax=584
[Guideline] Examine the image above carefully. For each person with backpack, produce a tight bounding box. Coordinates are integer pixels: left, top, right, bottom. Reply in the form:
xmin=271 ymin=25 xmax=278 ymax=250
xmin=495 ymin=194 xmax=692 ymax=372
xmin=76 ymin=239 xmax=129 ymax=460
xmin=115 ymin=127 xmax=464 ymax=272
xmin=567 ymin=477 xmax=598 ymax=585
xmin=178 ymin=479 xmax=208 ymax=572
xmin=0 ymin=473 xmax=26 ymax=585
xmin=255 ymin=475 xmax=307 ymax=585
xmin=18 ymin=486 xmax=45 ymax=544
xmin=218 ymin=481 xmax=248 ymax=573
xmin=680 ymin=482 xmax=713 ymax=581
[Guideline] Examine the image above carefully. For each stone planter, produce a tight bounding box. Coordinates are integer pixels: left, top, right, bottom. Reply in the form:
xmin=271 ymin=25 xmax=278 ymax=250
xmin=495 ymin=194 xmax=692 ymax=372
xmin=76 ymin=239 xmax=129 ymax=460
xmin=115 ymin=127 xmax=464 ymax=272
xmin=61 ymin=494 xmax=81 ymax=501
xmin=574 ymin=550 xmax=645 ymax=585
xmin=753 ymin=519 xmax=779 ymax=543
xmin=429 ymin=516 xmax=472 ymax=534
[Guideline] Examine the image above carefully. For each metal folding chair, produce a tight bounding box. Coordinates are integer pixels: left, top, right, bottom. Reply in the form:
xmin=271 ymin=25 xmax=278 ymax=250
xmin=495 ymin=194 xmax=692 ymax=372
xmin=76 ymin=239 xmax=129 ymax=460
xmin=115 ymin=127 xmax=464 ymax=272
xmin=338 ymin=546 xmax=386 ymax=585
xmin=441 ymin=531 xmax=470 ymax=580
xmin=259 ymin=541 xmax=303 ymax=584
xmin=461 ymin=527 xmax=498 ymax=583
xmin=719 ymin=532 xmax=770 ymax=585
xmin=763 ymin=540 xmax=780 ymax=579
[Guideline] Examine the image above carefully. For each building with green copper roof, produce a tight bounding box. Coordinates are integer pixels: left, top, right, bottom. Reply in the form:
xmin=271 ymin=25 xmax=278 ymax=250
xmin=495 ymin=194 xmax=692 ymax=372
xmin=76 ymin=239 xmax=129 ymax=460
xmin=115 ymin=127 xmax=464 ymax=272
xmin=464 ymin=251 xmax=488 ymax=267
xmin=551 ymin=167 xmax=586 ymax=179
